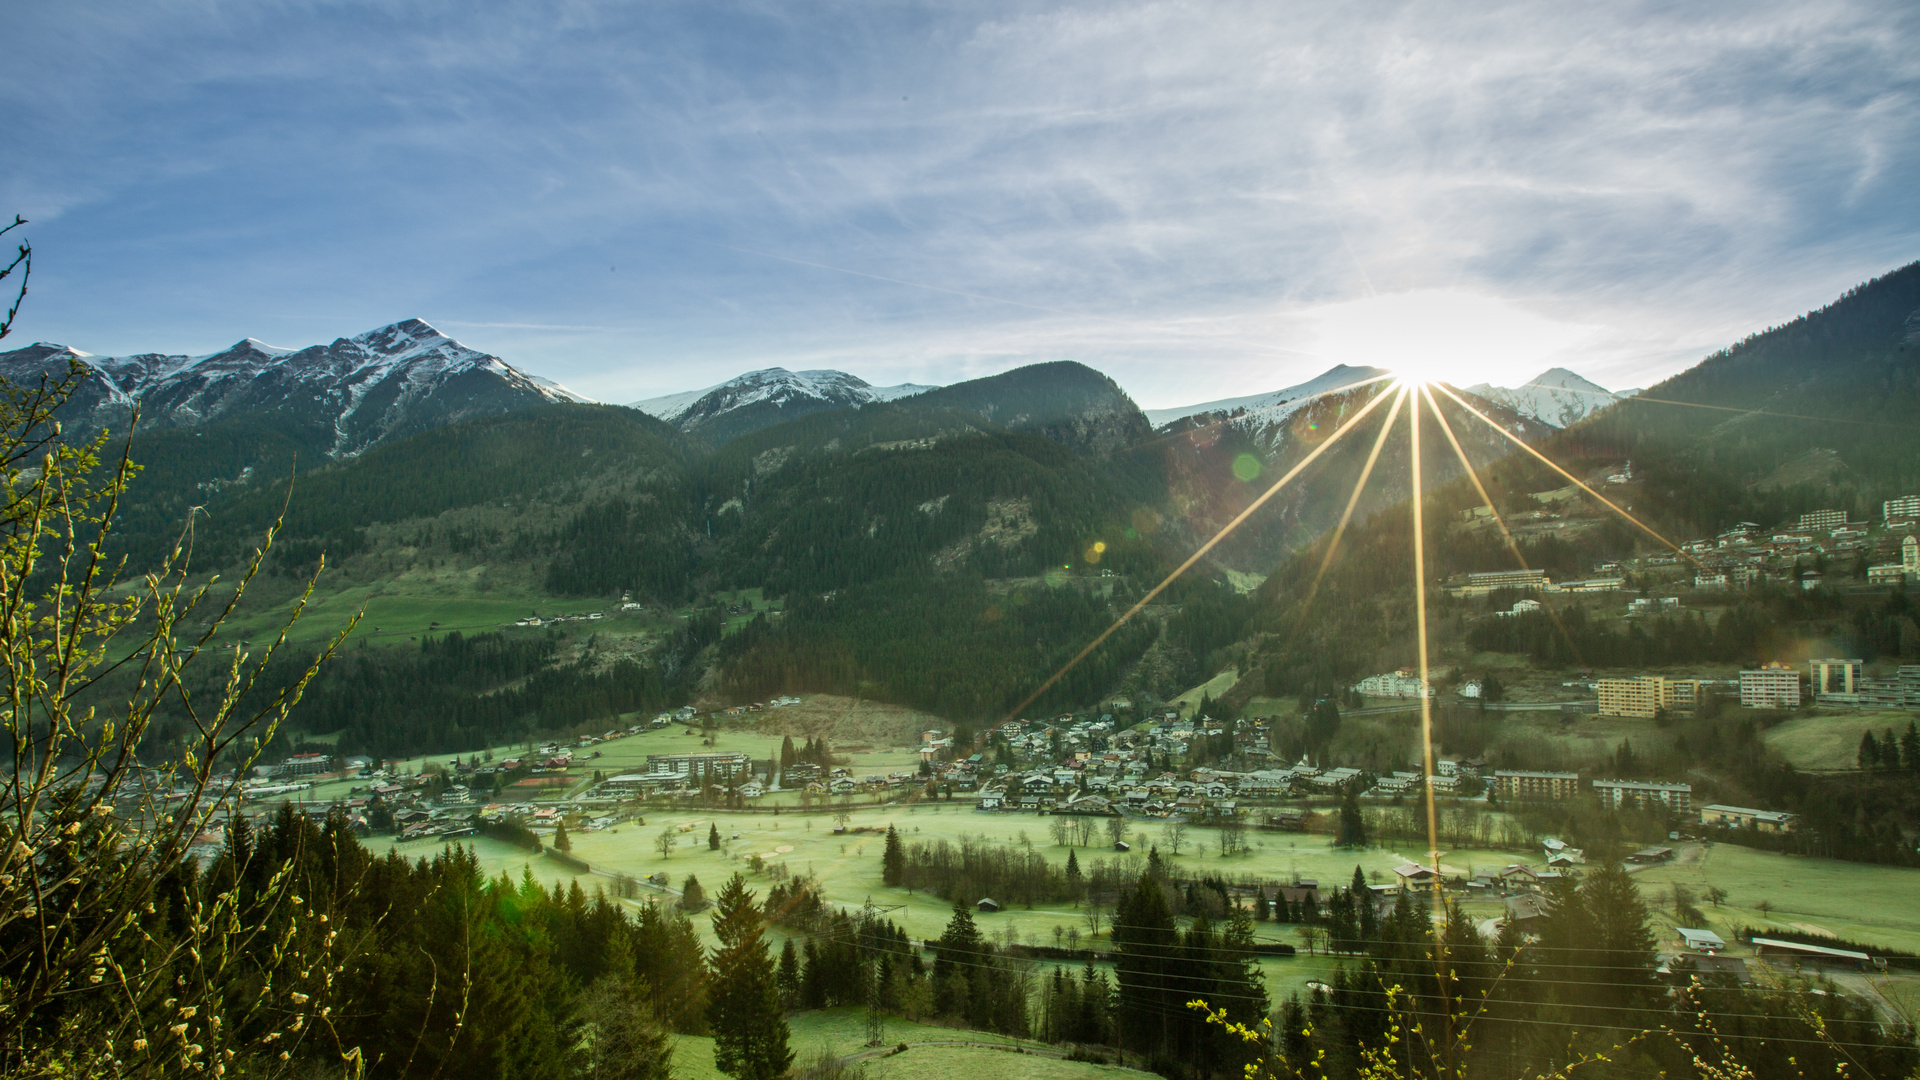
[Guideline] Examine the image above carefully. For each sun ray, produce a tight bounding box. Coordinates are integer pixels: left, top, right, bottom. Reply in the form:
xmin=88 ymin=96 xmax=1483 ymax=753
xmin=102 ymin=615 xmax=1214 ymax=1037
xmin=1122 ymin=372 xmax=1402 ymax=456
xmin=1432 ymin=382 xmax=1697 ymax=565
xmin=997 ymin=381 xmax=1401 ymax=724
xmin=1421 ymin=385 xmax=1588 ymax=668
xmin=1287 ymin=385 xmax=1410 ymax=625
xmin=1408 ymin=373 xmax=1456 ymax=1055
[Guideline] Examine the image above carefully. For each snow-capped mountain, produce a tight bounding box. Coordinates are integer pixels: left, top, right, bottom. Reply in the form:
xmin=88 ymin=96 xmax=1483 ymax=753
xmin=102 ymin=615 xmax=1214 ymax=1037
xmin=1143 ymin=365 xmax=1392 ymax=429
xmin=1465 ymin=368 xmax=1625 ymax=428
xmin=0 ymin=319 xmax=586 ymax=457
xmin=632 ymin=367 xmax=935 ymax=442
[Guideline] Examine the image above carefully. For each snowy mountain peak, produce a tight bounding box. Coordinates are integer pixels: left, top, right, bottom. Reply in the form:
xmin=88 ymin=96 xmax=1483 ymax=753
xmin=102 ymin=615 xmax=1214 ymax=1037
xmin=1466 ymin=368 xmax=1624 ymax=428
xmin=0 ymin=319 xmax=585 ymax=457
xmin=1143 ymin=364 xmax=1391 ymax=428
xmin=631 ymin=366 xmax=936 ymax=438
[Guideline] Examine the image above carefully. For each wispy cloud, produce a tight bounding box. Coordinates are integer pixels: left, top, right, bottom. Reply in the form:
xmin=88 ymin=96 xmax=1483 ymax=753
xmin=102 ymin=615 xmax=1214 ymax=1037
xmin=2 ymin=0 xmax=1915 ymax=405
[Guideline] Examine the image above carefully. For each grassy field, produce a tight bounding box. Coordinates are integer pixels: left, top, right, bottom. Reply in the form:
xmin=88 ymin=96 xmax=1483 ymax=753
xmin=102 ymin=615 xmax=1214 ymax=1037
xmin=394 ymin=801 xmax=1549 ymax=948
xmin=1171 ymin=669 xmax=1240 ymax=715
xmin=1762 ymin=711 xmax=1914 ymax=771
xmin=1630 ymin=842 xmax=1920 ymax=953
xmin=663 ymin=1007 xmax=1151 ymax=1080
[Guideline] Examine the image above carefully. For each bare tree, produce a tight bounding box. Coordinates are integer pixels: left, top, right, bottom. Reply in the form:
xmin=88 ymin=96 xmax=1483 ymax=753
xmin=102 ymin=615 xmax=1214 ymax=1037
xmin=655 ymin=826 xmax=678 ymax=858
xmin=1104 ymin=816 xmax=1127 ymax=846
xmin=1219 ymin=816 xmax=1248 ymax=856
xmin=0 ymin=216 xmax=27 ymax=340
xmin=1049 ymin=815 xmax=1071 ymax=846
xmin=1073 ymin=816 xmax=1096 ymax=847
xmin=1163 ymin=819 xmax=1188 ymax=856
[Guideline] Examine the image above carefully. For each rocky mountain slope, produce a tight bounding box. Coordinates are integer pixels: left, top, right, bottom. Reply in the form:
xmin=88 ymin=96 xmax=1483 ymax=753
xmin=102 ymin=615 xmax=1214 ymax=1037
xmin=1466 ymin=367 xmax=1629 ymax=428
xmin=632 ymin=367 xmax=934 ymax=443
xmin=0 ymin=318 xmax=582 ymax=457
xmin=1142 ymin=364 xmax=1390 ymax=428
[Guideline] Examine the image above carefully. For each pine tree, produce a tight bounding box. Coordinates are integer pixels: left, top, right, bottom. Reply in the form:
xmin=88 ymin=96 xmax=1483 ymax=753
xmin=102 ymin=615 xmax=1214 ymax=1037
xmin=1337 ymin=781 xmax=1367 ymax=847
xmin=706 ymin=874 xmax=793 ymax=1080
xmin=679 ymin=875 xmax=705 ymax=912
xmin=555 ymin=819 xmax=573 ymax=854
xmin=1112 ymin=872 xmax=1178 ymax=1056
xmin=882 ymin=824 xmax=905 ymax=887
xmin=1351 ymin=865 xmax=1377 ymax=946
xmin=709 ymin=822 xmax=721 ymax=850
xmin=1065 ymin=848 xmax=1084 ymax=900
xmin=776 ymin=939 xmax=801 ymax=1007
xmin=1861 ymin=730 xmax=1880 ymax=769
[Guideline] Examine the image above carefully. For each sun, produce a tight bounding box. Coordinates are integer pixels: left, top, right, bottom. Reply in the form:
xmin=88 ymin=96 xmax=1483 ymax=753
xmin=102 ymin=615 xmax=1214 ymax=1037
xmin=1299 ymin=288 xmax=1593 ymax=388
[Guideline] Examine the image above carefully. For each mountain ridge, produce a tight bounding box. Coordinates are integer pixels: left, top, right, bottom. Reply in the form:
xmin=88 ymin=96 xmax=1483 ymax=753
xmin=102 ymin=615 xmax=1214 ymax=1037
xmin=1467 ymin=367 xmax=1628 ymax=428
xmin=631 ymin=366 xmax=935 ymax=443
xmin=0 ymin=318 xmax=586 ymax=457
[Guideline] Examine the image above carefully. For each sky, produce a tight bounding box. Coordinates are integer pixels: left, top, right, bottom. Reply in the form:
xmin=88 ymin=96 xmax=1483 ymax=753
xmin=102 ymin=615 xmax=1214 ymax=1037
xmin=3 ymin=1 xmax=1918 ymax=409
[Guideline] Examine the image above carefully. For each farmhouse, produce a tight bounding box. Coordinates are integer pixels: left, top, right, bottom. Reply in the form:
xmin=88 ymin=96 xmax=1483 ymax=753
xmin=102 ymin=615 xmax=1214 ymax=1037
xmin=1676 ymin=928 xmax=1726 ymax=953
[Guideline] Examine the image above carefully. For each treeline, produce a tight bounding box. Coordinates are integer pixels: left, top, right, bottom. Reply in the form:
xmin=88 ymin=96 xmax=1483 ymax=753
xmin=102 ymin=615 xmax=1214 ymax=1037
xmin=716 ymin=573 xmax=1156 ymax=719
xmin=253 ymin=627 xmax=714 ymax=759
xmin=759 ymin=872 xmax=1032 ymax=1038
xmin=1465 ymin=604 xmax=1781 ymax=667
xmin=890 ymin=833 xmax=1135 ymax=907
xmin=46 ymin=805 xmax=782 ymax=1080
xmin=1273 ymin=863 xmax=1916 ymax=1080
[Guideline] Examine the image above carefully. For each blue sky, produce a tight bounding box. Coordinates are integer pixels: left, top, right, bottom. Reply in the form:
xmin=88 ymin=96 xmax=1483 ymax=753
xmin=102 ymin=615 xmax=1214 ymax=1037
xmin=4 ymin=1 xmax=1917 ymax=407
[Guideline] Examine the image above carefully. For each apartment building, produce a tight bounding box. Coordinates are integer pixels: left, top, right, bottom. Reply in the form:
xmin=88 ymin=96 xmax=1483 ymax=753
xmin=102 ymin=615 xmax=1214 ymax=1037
xmin=1492 ymin=770 xmax=1579 ymax=800
xmin=1596 ymin=676 xmax=1704 ymax=719
xmin=1810 ymin=658 xmax=1863 ymax=698
xmin=1796 ymin=509 xmax=1847 ymax=532
xmin=1883 ymin=495 xmax=1920 ymax=522
xmin=1591 ymin=779 xmax=1693 ymax=812
xmin=1739 ymin=665 xmax=1802 ymax=709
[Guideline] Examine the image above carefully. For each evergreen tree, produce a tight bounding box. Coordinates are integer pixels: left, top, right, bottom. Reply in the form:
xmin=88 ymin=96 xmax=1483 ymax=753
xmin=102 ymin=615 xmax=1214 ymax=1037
xmin=1064 ymin=848 xmax=1084 ymax=900
xmin=1860 ymin=730 xmax=1881 ymax=769
xmin=1112 ymin=872 xmax=1179 ymax=1056
xmin=776 ymin=939 xmax=801 ymax=1007
xmin=706 ymin=874 xmax=793 ymax=1080
xmin=574 ymin=975 xmax=674 ymax=1080
xmin=1337 ymin=782 xmax=1368 ymax=848
xmin=1351 ymin=865 xmax=1378 ymax=945
xmin=554 ymin=819 xmax=573 ymax=854
xmin=882 ymin=824 xmax=905 ymax=887
xmin=709 ymin=822 xmax=722 ymax=850
xmin=679 ymin=875 xmax=705 ymax=912
xmin=932 ymin=899 xmax=982 ymax=1019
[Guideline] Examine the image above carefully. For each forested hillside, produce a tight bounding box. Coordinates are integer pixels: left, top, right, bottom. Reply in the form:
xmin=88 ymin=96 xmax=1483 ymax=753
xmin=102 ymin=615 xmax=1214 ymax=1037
xmin=1574 ymin=260 xmax=1920 ymax=531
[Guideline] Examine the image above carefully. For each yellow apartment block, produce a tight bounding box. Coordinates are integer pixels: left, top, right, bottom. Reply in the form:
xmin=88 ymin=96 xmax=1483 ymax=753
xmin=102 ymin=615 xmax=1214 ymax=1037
xmin=1596 ymin=676 xmax=1704 ymax=718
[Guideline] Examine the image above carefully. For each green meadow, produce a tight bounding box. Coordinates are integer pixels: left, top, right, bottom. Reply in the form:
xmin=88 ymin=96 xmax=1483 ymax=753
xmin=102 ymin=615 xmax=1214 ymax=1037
xmin=662 ymin=1007 xmax=1153 ymax=1080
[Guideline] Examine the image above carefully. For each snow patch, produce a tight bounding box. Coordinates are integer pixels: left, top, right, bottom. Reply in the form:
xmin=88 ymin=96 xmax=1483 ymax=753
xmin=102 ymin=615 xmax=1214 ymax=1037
xmin=1144 ymin=365 xmax=1390 ymax=428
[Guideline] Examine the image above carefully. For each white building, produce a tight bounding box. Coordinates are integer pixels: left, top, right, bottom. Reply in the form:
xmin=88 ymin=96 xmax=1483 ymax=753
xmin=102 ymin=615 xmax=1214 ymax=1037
xmin=1354 ymin=670 xmax=1434 ymax=699
xmin=1739 ymin=666 xmax=1802 ymax=709
xmin=1883 ymin=495 xmax=1920 ymax=522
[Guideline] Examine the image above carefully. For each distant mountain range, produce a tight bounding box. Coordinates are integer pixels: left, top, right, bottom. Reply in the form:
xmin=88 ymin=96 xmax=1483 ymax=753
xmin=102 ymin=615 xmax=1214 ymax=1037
xmin=0 ymin=318 xmax=585 ymax=457
xmin=632 ymin=367 xmax=935 ymax=443
xmin=1142 ymin=363 xmax=1633 ymax=433
xmin=1466 ymin=367 xmax=1636 ymax=428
